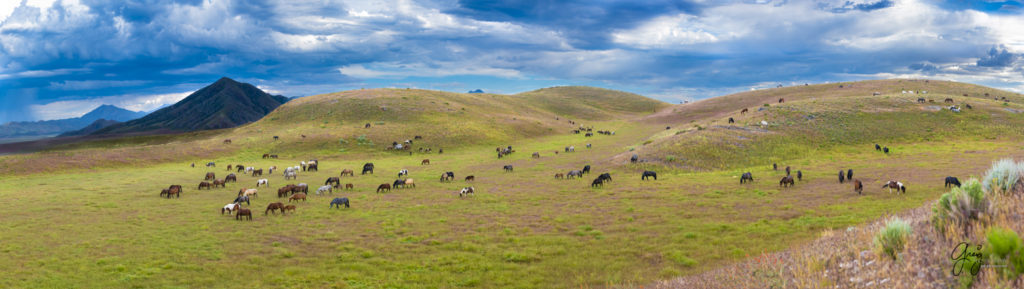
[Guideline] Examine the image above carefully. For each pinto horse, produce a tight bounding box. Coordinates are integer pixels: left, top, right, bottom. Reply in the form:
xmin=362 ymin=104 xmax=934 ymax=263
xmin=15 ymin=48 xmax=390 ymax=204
xmin=222 ymin=203 xmax=240 ymax=215
xmin=741 ymin=172 xmax=754 ymax=184
xmin=459 ymin=187 xmax=475 ymax=198
xmin=883 ymin=181 xmax=906 ymax=194
xmin=257 ymin=179 xmax=269 ymax=187
xmin=376 ymin=184 xmax=391 ymax=193
xmin=236 ymin=208 xmax=252 ymax=220
xmin=641 ymin=171 xmax=657 ymax=180
xmin=330 ymin=198 xmax=350 ymax=208
xmin=266 ymin=202 xmax=286 ymax=215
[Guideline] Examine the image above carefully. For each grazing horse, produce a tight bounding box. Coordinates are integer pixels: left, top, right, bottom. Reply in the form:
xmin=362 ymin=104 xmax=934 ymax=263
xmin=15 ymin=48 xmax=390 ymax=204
xmin=773 ymin=163 xmax=778 ymax=171
xmin=293 ymin=184 xmax=309 ymax=194
xmin=779 ymin=176 xmax=795 ymax=187
xmin=252 ymin=169 xmax=263 ymax=177
xmin=945 ymin=176 xmax=961 ymax=188
xmin=161 ymin=188 xmax=180 ymax=198
xmin=289 ymin=193 xmax=307 ymax=203
xmin=555 ymin=173 xmax=565 ymax=179
xmin=317 ymin=185 xmax=333 ymax=195
xmin=882 ymin=181 xmax=906 ymax=194
xmin=459 ymin=187 xmax=475 ymax=198
xmin=285 ymin=171 xmax=297 ymax=180
xmin=741 ymin=172 xmax=754 ymax=184
xmin=582 ymin=165 xmax=591 ymax=175
xmin=325 ymin=177 xmax=340 ymax=187
xmin=398 ymin=169 xmax=409 ymax=178
xmin=205 ymin=162 xmax=215 ymax=168
xmin=945 ymin=98 xmax=954 ymax=103
xmin=630 ymin=154 xmax=639 ymax=163
xmin=966 ymin=104 xmax=973 ymax=109
xmin=917 ymin=98 xmax=926 ymax=103
xmin=213 ymin=179 xmax=226 ymax=188
xmin=465 ymin=175 xmax=474 ymax=182
xmin=266 ymin=202 xmax=286 ymax=215
xmin=168 ymin=185 xmax=182 ymax=195
xmin=340 ymin=169 xmax=355 ymax=177
xmin=597 ymin=173 xmax=612 ymax=183
xmin=847 ymin=169 xmax=853 ymax=181
xmin=875 ymin=144 xmax=881 ymax=151
xmin=277 ymin=186 xmax=293 ymax=198
xmin=223 ymin=139 xmax=232 ymax=144
xmin=778 ymin=98 xmax=785 ymax=103
xmin=273 ymin=136 xmax=279 ymax=141
xmin=262 ymin=154 xmax=270 ymax=159
xmin=330 ymin=197 xmax=350 ymax=208
xmin=728 ymin=117 xmax=734 ymax=124
xmin=532 ymin=152 xmax=540 ymax=158
xmin=796 ymin=170 xmax=802 ymax=181
xmin=306 ymin=163 xmax=318 ymax=172
xmin=345 ymin=183 xmax=354 ymax=190
xmin=741 ymin=108 xmax=748 ymax=114
xmin=198 ymin=181 xmax=213 ymax=190
xmin=226 ymin=164 xmax=233 ymax=171
xmin=567 ymin=170 xmax=583 ymax=179
xmin=838 ymin=171 xmax=845 ymax=183
xmin=641 ymin=171 xmax=657 ymax=180
xmin=883 ymin=147 xmax=889 ymax=154
xmin=236 ymin=165 xmax=245 ymax=172
xmin=376 ymin=184 xmax=391 ymax=193
xmin=283 ymin=205 xmax=296 ymax=213
xmin=362 ymin=163 xmax=374 ymax=175
xmin=226 ymin=174 xmax=237 ymax=183
xmin=222 ymin=203 xmax=240 ymax=215
xmin=785 ymin=166 xmax=791 ymax=176
xmin=854 ymin=179 xmax=863 ymax=194
xmin=591 ymin=178 xmax=604 ymax=187
xmin=421 ymin=159 xmax=430 ymax=165
xmin=205 ymin=172 xmax=216 ymax=181
xmin=233 ymin=195 xmax=251 ymax=205
xmin=235 ymin=208 xmax=252 ymax=221
xmin=238 ymin=188 xmax=258 ymax=199
xmin=503 ymin=165 xmax=514 ymax=172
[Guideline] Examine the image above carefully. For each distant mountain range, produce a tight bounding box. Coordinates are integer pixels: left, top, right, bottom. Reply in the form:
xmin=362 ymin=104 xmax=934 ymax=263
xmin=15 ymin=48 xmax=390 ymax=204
xmin=58 ymin=119 xmax=123 ymax=137
xmin=0 ymin=104 xmax=146 ymax=138
xmin=92 ymin=77 xmax=289 ymax=135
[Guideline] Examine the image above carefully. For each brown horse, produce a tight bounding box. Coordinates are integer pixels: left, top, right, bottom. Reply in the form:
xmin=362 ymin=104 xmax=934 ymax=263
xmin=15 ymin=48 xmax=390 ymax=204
xmin=377 ymin=183 xmax=391 ymax=193
xmin=252 ymin=169 xmax=262 ymax=177
xmin=266 ymin=202 xmax=286 ymax=215
xmin=340 ymin=169 xmax=355 ymax=177
xmin=465 ymin=175 xmax=474 ymax=182
xmin=205 ymin=172 xmax=215 ymax=180
xmin=345 ymin=183 xmax=354 ymax=190
xmin=226 ymin=164 xmax=233 ymax=171
xmin=198 ymin=181 xmax=213 ymax=190
xmin=555 ymin=173 xmax=564 ymax=179
xmin=262 ymin=153 xmax=270 ymax=159
xmin=741 ymin=108 xmax=748 ymax=114
xmin=289 ymin=193 xmax=307 ymax=202
xmin=236 ymin=208 xmax=252 ymax=220
xmin=223 ymin=139 xmax=232 ymax=144
xmin=778 ymin=98 xmax=785 ymax=103
xmin=226 ymin=174 xmax=237 ymax=183
xmin=854 ymin=179 xmax=863 ymax=194
xmin=160 ymin=188 xmax=180 ymax=198
xmin=779 ymin=176 xmax=795 ymax=187
xmin=532 ymin=152 xmax=540 ymax=158
xmin=421 ymin=159 xmax=430 ymax=165
xmin=283 ymin=205 xmax=296 ymax=213
xmin=213 ymin=179 xmax=226 ymax=188
xmin=277 ymin=185 xmax=295 ymax=197
xmin=168 ymin=185 xmax=182 ymax=195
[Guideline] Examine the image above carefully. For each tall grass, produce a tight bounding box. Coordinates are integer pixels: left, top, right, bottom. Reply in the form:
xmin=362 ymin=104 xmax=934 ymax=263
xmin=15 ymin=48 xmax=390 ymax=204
xmin=932 ymin=179 xmax=991 ymax=237
xmin=982 ymin=159 xmax=1023 ymax=195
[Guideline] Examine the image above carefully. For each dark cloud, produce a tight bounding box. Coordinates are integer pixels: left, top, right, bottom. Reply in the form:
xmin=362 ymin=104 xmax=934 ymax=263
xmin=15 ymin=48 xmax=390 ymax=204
xmin=977 ymin=46 xmax=1019 ymax=67
xmin=822 ymin=0 xmax=894 ymax=13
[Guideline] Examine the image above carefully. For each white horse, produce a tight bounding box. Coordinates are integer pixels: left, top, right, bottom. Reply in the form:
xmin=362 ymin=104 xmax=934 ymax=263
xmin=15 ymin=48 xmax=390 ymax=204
xmin=568 ymin=146 xmax=575 ymax=152
xmin=222 ymin=203 xmax=240 ymax=214
xmin=245 ymin=166 xmax=254 ymax=174
xmin=257 ymin=179 xmax=269 ymax=187
xmin=317 ymin=185 xmax=333 ymax=195
xmin=285 ymin=171 xmax=297 ymax=180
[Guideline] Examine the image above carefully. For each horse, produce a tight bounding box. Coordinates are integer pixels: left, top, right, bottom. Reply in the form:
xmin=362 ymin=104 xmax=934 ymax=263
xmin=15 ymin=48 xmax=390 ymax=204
xmin=966 ymin=104 xmax=973 ymax=109
xmin=582 ymin=165 xmax=591 ymax=175
xmin=465 ymin=175 xmax=474 ymax=182
xmin=728 ymin=117 xmax=734 ymax=124
xmin=778 ymin=98 xmax=784 ymax=103
xmin=779 ymin=176 xmax=795 ymax=187
xmin=854 ymin=179 xmax=863 ymax=194
xmin=262 ymin=154 xmax=270 ymax=159
xmin=238 ymin=188 xmax=258 ymax=199
xmin=198 ymin=181 xmax=213 ymax=190
xmin=306 ymin=163 xmax=318 ymax=172
xmin=317 ymin=185 xmax=333 ymax=195
xmin=503 ymin=165 xmax=514 ymax=172
xmin=345 ymin=183 xmax=354 ymax=190
xmin=277 ymin=186 xmax=293 ymax=197
xmin=567 ymin=170 xmax=582 ymax=179
xmin=569 ymin=146 xmax=575 ymax=152
xmin=773 ymin=163 xmax=778 ymax=171
xmin=283 ymin=205 xmax=296 ymax=213
xmin=285 ymin=171 xmax=297 ymax=180
xmin=223 ymin=139 xmax=232 ymax=144
xmin=160 ymin=188 xmax=170 ymax=198
xmin=796 ymin=171 xmax=802 ymax=181
xmin=404 ymin=179 xmax=416 ymax=188
xmin=376 ymin=184 xmax=391 ymax=193
xmin=847 ymin=169 xmax=853 ymax=181
xmin=330 ymin=197 xmax=350 ymax=208
xmin=741 ymin=108 xmax=748 ymax=114
xmin=222 ymin=203 xmax=240 ymax=214
xmin=236 ymin=208 xmax=252 ymax=220
xmin=917 ymin=98 xmax=926 ymax=103
xmin=532 ymin=152 xmax=540 ymax=158
xmin=630 ymin=154 xmax=639 ymax=163
xmin=289 ymin=193 xmax=307 ymax=203
xmin=236 ymin=165 xmax=245 ymax=172
xmin=273 ymin=136 xmax=279 ymax=141
xmin=883 ymin=181 xmax=906 ymax=194
xmin=226 ymin=174 xmax=237 ymax=183
xmin=341 ymin=169 xmax=355 ymax=177
xmin=246 ymin=167 xmax=254 ymax=174
xmin=597 ymin=173 xmax=612 ymax=183
xmin=459 ymin=187 xmax=475 ymax=198
xmin=213 ymin=179 xmax=226 ymax=188
xmin=363 ymin=163 xmax=374 ymax=175
xmin=206 ymin=162 xmax=216 ymax=167
xmin=883 ymin=147 xmax=889 ymax=154
xmin=591 ymin=178 xmax=604 ymax=188
xmin=266 ymin=202 xmax=286 ymax=215
xmin=421 ymin=159 xmax=430 ymax=165
xmin=398 ymin=169 xmax=409 ymax=178
xmin=641 ymin=171 xmax=657 ymax=180
xmin=741 ymin=172 xmax=754 ymax=184
xmin=838 ymin=170 xmax=845 ymax=183
xmin=945 ymin=176 xmax=961 ymax=188
xmin=785 ymin=166 xmax=791 ymax=176
xmin=293 ymin=184 xmax=308 ymax=194
xmin=233 ymin=193 xmax=250 ymax=204
xmin=325 ymin=177 xmax=341 ymax=189
xmin=205 ymin=172 xmax=215 ymax=181
xmin=226 ymin=164 xmax=233 ymax=171
xmin=168 ymin=185 xmax=182 ymax=196
xmin=945 ymin=98 xmax=954 ymax=103
xmin=255 ymin=179 xmax=268 ymax=188
xmin=555 ymin=173 xmax=565 ymax=179
xmin=875 ymin=144 xmax=881 ymax=151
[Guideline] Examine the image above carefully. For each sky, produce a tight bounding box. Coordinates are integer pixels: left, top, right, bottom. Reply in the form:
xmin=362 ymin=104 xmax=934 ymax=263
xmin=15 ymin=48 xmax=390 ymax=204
xmin=1 ymin=0 xmax=1023 ymax=122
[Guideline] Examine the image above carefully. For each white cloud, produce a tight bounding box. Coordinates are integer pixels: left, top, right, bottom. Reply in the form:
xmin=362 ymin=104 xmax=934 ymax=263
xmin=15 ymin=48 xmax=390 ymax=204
xmin=611 ymin=15 xmax=719 ymax=48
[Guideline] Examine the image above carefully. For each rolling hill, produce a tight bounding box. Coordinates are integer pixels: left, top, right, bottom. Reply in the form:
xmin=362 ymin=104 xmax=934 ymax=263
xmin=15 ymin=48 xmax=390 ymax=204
xmin=93 ymin=77 xmax=289 ymax=135
xmin=0 ymin=104 xmax=145 ymax=138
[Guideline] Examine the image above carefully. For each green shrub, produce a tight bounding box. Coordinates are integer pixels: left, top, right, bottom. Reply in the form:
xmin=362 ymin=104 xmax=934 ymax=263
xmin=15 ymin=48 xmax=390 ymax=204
xmin=985 ymin=227 xmax=1024 ymax=278
xmin=665 ymin=156 xmax=676 ymax=162
xmin=982 ymin=159 xmax=1022 ymax=194
xmin=874 ymin=216 xmax=912 ymax=260
xmin=933 ymin=179 xmax=990 ymax=236
xmin=666 ymin=250 xmax=697 ymax=267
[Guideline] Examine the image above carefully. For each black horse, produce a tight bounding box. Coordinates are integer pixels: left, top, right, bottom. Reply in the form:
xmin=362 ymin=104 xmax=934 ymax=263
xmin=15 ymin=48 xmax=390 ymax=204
xmin=233 ymin=195 xmax=250 ymax=206
xmin=847 ymin=169 xmax=853 ymax=181
xmin=330 ymin=197 xmax=350 ymax=208
xmin=875 ymin=144 xmax=881 ymax=151
xmin=773 ymin=163 xmax=778 ymax=170
xmin=945 ymin=176 xmax=961 ymax=188
xmin=503 ymin=165 xmax=514 ymax=172
xmin=597 ymin=173 xmax=612 ymax=183
xmin=591 ymin=178 xmax=604 ymax=187
xmin=785 ymin=166 xmax=791 ymax=176
xmin=741 ymin=172 xmax=754 ymax=184
xmin=582 ymin=165 xmax=591 ymax=175
xmin=642 ymin=171 xmax=657 ymax=180
xmin=362 ymin=163 xmax=374 ymax=175
xmin=883 ymin=147 xmax=889 ymax=154
xmin=796 ymin=170 xmax=802 ymax=181
xmin=630 ymin=154 xmax=639 ymax=163
xmin=393 ymin=179 xmax=407 ymax=189
xmin=838 ymin=170 xmax=846 ymax=183
xmin=728 ymin=117 xmax=734 ymax=124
